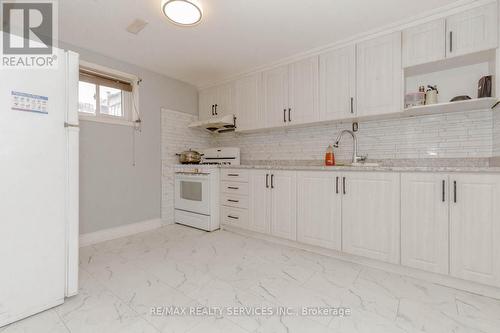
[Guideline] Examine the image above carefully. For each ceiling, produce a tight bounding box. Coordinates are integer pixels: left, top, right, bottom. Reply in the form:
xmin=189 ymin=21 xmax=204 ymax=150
xmin=59 ymin=0 xmax=463 ymax=88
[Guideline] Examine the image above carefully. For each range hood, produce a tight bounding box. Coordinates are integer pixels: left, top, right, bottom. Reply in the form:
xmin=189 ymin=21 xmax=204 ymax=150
xmin=188 ymin=114 xmax=236 ymax=133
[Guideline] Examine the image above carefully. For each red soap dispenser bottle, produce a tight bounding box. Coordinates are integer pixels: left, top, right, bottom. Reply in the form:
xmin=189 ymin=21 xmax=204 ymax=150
xmin=325 ymin=145 xmax=335 ymax=166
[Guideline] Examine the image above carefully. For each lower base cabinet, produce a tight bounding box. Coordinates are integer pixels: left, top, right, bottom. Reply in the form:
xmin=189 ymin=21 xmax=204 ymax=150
xmin=450 ymin=174 xmax=500 ymax=287
xmin=401 ymin=173 xmax=449 ymax=274
xmin=223 ymin=169 xmax=500 ymax=288
xmin=248 ymin=170 xmax=297 ymax=240
xmin=341 ymin=172 xmax=400 ymax=264
xmin=297 ymin=172 xmax=342 ymax=250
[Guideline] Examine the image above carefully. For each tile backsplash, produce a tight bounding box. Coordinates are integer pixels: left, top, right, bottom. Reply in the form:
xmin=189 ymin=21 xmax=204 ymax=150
xmin=161 ymin=109 xmax=211 ymax=224
xmin=494 ymin=109 xmax=500 ymax=158
xmin=212 ymin=110 xmax=493 ymax=162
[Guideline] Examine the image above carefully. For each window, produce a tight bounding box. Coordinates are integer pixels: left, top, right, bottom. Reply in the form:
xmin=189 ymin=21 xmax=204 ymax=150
xmin=78 ymin=64 xmax=139 ymax=125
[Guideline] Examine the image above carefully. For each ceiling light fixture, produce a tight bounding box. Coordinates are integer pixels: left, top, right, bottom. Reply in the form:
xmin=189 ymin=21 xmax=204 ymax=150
xmin=161 ymin=0 xmax=203 ymax=26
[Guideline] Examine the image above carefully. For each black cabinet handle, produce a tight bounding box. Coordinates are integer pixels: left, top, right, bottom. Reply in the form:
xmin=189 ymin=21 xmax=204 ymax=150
xmin=453 ymin=181 xmax=457 ymax=203
xmin=283 ymin=109 xmax=287 ymax=123
xmin=227 ymin=174 xmax=239 ymax=177
xmin=227 ymin=215 xmax=239 ymax=220
xmin=288 ymin=108 xmax=291 ymax=122
xmin=336 ymin=176 xmax=339 ymax=194
xmin=215 ymin=104 xmax=218 ymax=115
xmin=266 ymin=174 xmax=269 ymax=188
xmin=271 ymin=174 xmax=274 ymax=189
xmin=449 ymin=31 xmax=453 ymax=53
xmin=343 ymin=177 xmax=346 ymax=195
xmin=227 ymin=199 xmax=239 ymax=203
xmin=350 ymin=97 xmax=354 ymax=114
xmin=228 ymin=186 xmax=239 ymax=190
xmin=442 ymin=180 xmax=446 ymax=202
xmin=211 ymin=105 xmax=214 ymax=116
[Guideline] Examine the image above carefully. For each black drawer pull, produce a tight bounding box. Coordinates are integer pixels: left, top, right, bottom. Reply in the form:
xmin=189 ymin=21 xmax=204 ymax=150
xmin=227 ymin=199 xmax=239 ymax=203
xmin=227 ymin=174 xmax=239 ymax=177
xmin=227 ymin=215 xmax=239 ymax=220
xmin=228 ymin=186 xmax=239 ymax=190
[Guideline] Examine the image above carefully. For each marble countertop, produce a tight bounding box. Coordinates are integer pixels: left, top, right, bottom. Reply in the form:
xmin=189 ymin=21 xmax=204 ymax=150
xmin=221 ymin=160 xmax=500 ymax=173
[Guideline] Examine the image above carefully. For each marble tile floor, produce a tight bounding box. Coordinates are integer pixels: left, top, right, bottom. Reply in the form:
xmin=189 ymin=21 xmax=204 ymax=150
xmin=2 ymin=224 xmax=500 ymax=333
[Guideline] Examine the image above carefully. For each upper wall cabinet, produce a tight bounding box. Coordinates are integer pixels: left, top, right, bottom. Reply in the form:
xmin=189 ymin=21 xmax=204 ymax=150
xmin=357 ymin=32 xmax=402 ymax=117
xmin=199 ymin=87 xmax=216 ymax=120
xmin=234 ymin=73 xmax=265 ymax=132
xmin=446 ymin=3 xmax=498 ymax=58
xmin=199 ymin=83 xmax=234 ymax=120
xmin=319 ymin=45 xmax=356 ymax=121
xmin=403 ymin=19 xmax=446 ymax=67
xmin=263 ymin=65 xmax=289 ymax=128
xmin=288 ymin=57 xmax=319 ymax=125
xmin=262 ymin=56 xmax=319 ymax=128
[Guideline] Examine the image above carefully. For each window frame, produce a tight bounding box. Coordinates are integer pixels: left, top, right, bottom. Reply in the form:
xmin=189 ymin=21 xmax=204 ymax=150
xmin=78 ymin=61 xmax=140 ymax=127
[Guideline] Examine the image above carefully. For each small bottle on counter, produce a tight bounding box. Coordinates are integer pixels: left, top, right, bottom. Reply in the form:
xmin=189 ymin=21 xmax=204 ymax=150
xmin=325 ymin=145 xmax=335 ymax=166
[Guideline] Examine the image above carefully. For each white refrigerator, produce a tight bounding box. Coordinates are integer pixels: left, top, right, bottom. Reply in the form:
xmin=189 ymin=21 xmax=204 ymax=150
xmin=0 ymin=48 xmax=80 ymax=327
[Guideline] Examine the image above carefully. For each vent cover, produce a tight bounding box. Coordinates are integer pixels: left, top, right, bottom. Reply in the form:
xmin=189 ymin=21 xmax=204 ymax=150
xmin=126 ymin=19 xmax=149 ymax=35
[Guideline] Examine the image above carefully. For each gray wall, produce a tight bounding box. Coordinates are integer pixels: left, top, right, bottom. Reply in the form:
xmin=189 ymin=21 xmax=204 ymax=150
xmin=60 ymin=42 xmax=198 ymax=234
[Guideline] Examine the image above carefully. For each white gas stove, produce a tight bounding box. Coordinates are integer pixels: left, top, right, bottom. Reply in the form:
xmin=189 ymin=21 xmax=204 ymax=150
xmin=174 ymin=147 xmax=240 ymax=231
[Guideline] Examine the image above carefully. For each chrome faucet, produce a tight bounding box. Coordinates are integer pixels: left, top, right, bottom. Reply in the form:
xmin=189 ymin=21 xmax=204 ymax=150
xmin=333 ymin=130 xmax=367 ymax=164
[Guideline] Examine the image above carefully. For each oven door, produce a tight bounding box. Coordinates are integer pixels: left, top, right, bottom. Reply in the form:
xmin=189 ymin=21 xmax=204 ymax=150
xmin=174 ymin=173 xmax=211 ymax=215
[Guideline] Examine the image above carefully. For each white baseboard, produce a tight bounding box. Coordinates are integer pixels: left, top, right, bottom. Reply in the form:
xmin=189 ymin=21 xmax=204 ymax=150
xmin=79 ymin=218 xmax=163 ymax=247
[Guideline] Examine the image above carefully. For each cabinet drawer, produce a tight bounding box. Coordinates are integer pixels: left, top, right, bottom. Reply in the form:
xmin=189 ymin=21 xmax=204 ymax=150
xmin=221 ymin=206 xmax=248 ymax=228
xmin=221 ymin=193 xmax=249 ymax=209
xmin=221 ymin=181 xmax=249 ymax=195
xmin=222 ymin=169 xmax=249 ymax=182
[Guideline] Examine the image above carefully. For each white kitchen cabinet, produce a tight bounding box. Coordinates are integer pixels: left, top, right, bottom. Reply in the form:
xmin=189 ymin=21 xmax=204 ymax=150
xmin=450 ymin=174 xmax=500 ymax=287
xmin=342 ymin=172 xmax=400 ymax=264
xmin=215 ymin=82 xmax=234 ymax=117
xmin=446 ymin=3 xmax=498 ymax=58
xmin=401 ymin=173 xmax=449 ymax=274
xmin=248 ymin=170 xmax=271 ymax=234
xmin=234 ymin=73 xmax=265 ymax=132
xmin=297 ymin=172 xmax=342 ymax=250
xmin=263 ymin=65 xmax=289 ymax=128
xmin=402 ymin=19 xmax=446 ymax=67
xmin=246 ymin=170 xmax=297 ymax=240
xmin=288 ymin=57 xmax=319 ymax=125
xmin=198 ymin=83 xmax=234 ymax=120
xmin=356 ymin=32 xmax=402 ymax=117
xmin=270 ymin=171 xmax=297 ymax=241
xmin=319 ymin=45 xmax=356 ymax=120
xmin=198 ymin=87 xmax=217 ymax=120
xmin=262 ymin=56 xmax=319 ymax=128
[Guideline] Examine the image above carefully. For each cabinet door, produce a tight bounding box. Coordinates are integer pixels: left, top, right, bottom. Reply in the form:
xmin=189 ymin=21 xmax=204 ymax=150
xmin=401 ymin=173 xmax=449 ymax=274
xmin=234 ymin=73 xmax=264 ymax=132
xmin=342 ymin=172 xmax=400 ymax=264
xmin=446 ymin=3 xmax=498 ymax=58
xmin=450 ymin=174 xmax=500 ymax=287
xmin=288 ymin=56 xmax=319 ymax=125
xmin=402 ymin=19 xmax=446 ymax=67
xmin=270 ymin=171 xmax=297 ymax=240
xmin=263 ymin=65 xmax=289 ymax=128
xmin=198 ymin=87 xmax=216 ymax=120
xmin=356 ymin=32 xmax=402 ymax=117
xmin=297 ymin=172 xmax=342 ymax=250
xmin=319 ymin=45 xmax=356 ymax=121
xmin=248 ymin=170 xmax=271 ymax=234
xmin=215 ymin=82 xmax=234 ymax=117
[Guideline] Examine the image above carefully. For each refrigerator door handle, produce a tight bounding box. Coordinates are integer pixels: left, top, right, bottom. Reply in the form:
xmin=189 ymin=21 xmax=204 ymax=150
xmin=64 ymin=122 xmax=79 ymax=128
